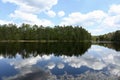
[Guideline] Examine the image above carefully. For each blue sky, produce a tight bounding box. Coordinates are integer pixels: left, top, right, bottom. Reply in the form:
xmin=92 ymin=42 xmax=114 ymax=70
xmin=0 ymin=0 xmax=120 ymax=35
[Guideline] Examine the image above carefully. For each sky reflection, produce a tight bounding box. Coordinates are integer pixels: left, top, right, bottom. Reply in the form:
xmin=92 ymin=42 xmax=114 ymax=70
xmin=0 ymin=44 xmax=120 ymax=80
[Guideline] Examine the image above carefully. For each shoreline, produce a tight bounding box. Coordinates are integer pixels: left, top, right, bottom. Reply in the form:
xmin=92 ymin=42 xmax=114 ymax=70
xmin=0 ymin=40 xmax=119 ymax=43
xmin=0 ymin=40 xmax=91 ymax=43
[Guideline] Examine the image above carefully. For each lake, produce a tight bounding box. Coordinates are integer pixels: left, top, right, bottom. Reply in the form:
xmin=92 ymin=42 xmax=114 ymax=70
xmin=0 ymin=42 xmax=120 ymax=80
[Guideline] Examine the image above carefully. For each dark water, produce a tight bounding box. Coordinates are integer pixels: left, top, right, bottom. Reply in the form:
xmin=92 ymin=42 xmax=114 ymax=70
xmin=0 ymin=42 xmax=120 ymax=80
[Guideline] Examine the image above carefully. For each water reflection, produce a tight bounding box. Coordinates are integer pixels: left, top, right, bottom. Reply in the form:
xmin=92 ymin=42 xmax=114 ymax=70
xmin=0 ymin=42 xmax=120 ymax=80
xmin=0 ymin=42 xmax=91 ymax=58
xmin=95 ymin=42 xmax=120 ymax=51
xmin=3 ymin=66 xmax=50 ymax=80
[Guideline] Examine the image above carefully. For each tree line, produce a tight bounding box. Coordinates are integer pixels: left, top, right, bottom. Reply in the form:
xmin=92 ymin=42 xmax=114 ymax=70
xmin=92 ymin=30 xmax=120 ymax=42
xmin=0 ymin=24 xmax=91 ymax=41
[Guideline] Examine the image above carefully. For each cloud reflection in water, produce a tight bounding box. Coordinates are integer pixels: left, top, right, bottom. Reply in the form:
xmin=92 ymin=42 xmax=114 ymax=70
xmin=2 ymin=45 xmax=120 ymax=80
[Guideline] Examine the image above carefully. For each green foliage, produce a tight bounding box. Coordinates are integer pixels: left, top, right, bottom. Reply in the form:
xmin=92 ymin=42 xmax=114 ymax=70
xmin=112 ymin=30 xmax=120 ymax=42
xmin=0 ymin=24 xmax=91 ymax=41
xmin=94 ymin=30 xmax=120 ymax=42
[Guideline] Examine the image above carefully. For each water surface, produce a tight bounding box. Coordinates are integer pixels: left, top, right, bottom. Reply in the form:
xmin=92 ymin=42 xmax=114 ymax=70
xmin=0 ymin=42 xmax=120 ymax=80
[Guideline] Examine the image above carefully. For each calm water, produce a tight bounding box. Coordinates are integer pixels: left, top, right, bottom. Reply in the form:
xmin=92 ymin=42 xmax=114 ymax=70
xmin=0 ymin=42 xmax=120 ymax=80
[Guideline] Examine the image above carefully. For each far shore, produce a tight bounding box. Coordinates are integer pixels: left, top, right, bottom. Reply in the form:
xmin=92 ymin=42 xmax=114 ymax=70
xmin=0 ymin=40 xmax=119 ymax=43
xmin=91 ymin=41 xmax=120 ymax=44
xmin=0 ymin=40 xmax=91 ymax=43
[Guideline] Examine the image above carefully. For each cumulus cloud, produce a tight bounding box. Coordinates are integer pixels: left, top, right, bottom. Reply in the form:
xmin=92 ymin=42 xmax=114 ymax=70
xmin=109 ymin=4 xmax=120 ymax=15
xmin=5 ymin=54 xmax=55 ymax=80
xmin=9 ymin=10 xmax=54 ymax=26
xmin=46 ymin=10 xmax=56 ymax=18
xmin=3 ymin=66 xmax=50 ymax=80
xmin=0 ymin=20 xmax=13 ymax=25
xmin=60 ymin=4 xmax=120 ymax=35
xmin=10 ymin=54 xmax=53 ymax=69
xmin=2 ymin=45 xmax=120 ymax=79
xmin=10 ymin=56 xmax=41 ymax=69
xmin=60 ymin=10 xmax=107 ymax=26
xmin=1 ymin=0 xmax=120 ymax=35
xmin=110 ymin=68 xmax=120 ymax=76
xmin=47 ymin=62 xmax=55 ymax=69
xmin=0 ymin=56 xmax=3 ymax=59
xmin=58 ymin=11 xmax=65 ymax=17
xmin=61 ymin=45 xmax=120 ymax=76
xmin=2 ymin=0 xmax=58 ymax=26
xmin=62 ymin=55 xmax=106 ymax=70
xmin=57 ymin=63 xmax=64 ymax=69
xmin=42 ymin=55 xmax=53 ymax=60
xmin=2 ymin=0 xmax=57 ymax=13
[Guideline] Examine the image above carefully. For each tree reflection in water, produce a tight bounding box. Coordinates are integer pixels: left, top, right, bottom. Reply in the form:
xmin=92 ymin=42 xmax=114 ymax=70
xmin=96 ymin=42 xmax=120 ymax=51
xmin=0 ymin=42 xmax=91 ymax=58
xmin=1 ymin=42 xmax=120 ymax=80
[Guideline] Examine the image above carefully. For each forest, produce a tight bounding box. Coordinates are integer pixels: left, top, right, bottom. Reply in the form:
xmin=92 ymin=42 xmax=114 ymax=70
xmin=93 ymin=30 xmax=120 ymax=42
xmin=0 ymin=23 xmax=120 ymax=42
xmin=0 ymin=24 xmax=91 ymax=42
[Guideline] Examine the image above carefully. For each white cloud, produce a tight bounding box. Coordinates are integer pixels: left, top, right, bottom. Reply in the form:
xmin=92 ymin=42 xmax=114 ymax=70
xmin=47 ymin=62 xmax=55 ymax=69
xmin=0 ymin=56 xmax=3 ymax=59
xmin=57 ymin=63 xmax=64 ymax=69
xmin=62 ymin=55 xmax=106 ymax=70
xmin=102 ymin=15 xmax=120 ymax=28
xmin=10 ymin=56 xmax=41 ymax=69
xmin=58 ymin=11 xmax=65 ymax=17
xmin=10 ymin=10 xmax=54 ymax=26
xmin=60 ymin=10 xmax=107 ymax=26
xmin=6 ymin=55 xmax=52 ymax=80
xmin=3 ymin=65 xmax=50 ymax=80
xmin=1 ymin=0 xmax=120 ymax=35
xmin=2 ymin=0 xmax=57 ymax=26
xmin=60 ymin=4 xmax=120 ymax=35
xmin=2 ymin=0 xmax=57 ymax=13
xmin=46 ymin=10 xmax=56 ymax=18
xmin=109 ymin=4 xmax=120 ymax=15
xmin=10 ymin=54 xmax=53 ymax=69
xmin=61 ymin=45 xmax=120 ymax=74
xmin=0 ymin=20 xmax=12 ymax=25
xmin=42 ymin=55 xmax=53 ymax=60
xmin=110 ymin=68 xmax=120 ymax=76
